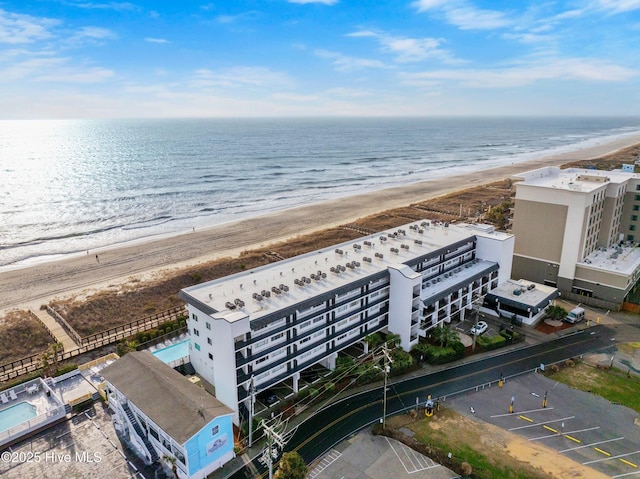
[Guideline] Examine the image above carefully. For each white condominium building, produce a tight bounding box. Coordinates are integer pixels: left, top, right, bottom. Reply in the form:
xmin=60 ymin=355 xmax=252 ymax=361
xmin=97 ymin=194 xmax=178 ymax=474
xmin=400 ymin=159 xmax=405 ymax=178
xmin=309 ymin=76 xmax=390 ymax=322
xmin=178 ymin=221 xmax=514 ymax=423
xmin=511 ymin=166 xmax=640 ymax=309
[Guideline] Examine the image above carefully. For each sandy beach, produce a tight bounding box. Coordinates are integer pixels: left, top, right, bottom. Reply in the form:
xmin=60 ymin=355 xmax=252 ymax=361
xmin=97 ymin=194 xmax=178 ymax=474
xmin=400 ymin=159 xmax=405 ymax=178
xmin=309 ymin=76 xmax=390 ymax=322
xmin=2 ymin=132 xmax=640 ymax=316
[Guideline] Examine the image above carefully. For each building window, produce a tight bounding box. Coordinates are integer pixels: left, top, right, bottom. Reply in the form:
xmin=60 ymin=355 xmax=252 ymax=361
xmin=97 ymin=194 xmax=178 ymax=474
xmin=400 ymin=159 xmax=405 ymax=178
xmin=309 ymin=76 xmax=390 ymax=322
xmin=195 ymin=343 xmax=201 ymax=351
xmin=631 ymin=225 xmax=637 ymax=231
xmin=207 ymin=337 xmax=212 ymax=345
xmin=636 ymin=185 xmax=640 ymax=191
xmin=192 ymin=313 xmax=198 ymax=321
xmin=628 ymin=235 xmax=635 ymax=241
xmin=271 ymin=332 xmax=284 ymax=342
xmin=256 ymin=355 xmax=268 ymax=364
xmin=212 ymin=425 xmax=219 ymax=436
xmin=193 ymin=328 xmax=200 ymax=336
xmin=206 ymin=322 xmax=211 ymax=330
xmin=633 ymin=215 xmax=638 ymax=221
xmin=299 ymin=336 xmax=311 ymax=344
xmin=208 ymin=352 xmax=213 ymax=360
xmin=635 ymin=194 xmax=640 ymax=201
xmin=634 ymin=205 xmax=640 ymax=211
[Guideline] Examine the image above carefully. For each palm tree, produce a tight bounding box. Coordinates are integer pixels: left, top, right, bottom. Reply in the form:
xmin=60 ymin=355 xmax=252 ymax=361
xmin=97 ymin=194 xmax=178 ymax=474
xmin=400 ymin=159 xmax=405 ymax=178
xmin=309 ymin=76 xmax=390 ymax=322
xmin=50 ymin=342 xmax=63 ymax=375
xmin=274 ymin=451 xmax=308 ymax=479
xmin=432 ymin=326 xmax=459 ymax=348
xmin=547 ymin=305 xmax=567 ymax=321
xmin=162 ymin=454 xmax=178 ymax=478
xmin=384 ymin=333 xmax=401 ymax=349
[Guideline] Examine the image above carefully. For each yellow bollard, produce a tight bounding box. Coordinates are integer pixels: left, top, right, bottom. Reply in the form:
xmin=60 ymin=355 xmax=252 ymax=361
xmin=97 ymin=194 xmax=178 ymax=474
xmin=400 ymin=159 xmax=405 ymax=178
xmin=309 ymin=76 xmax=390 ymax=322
xmin=597 ymin=316 xmax=600 ymax=324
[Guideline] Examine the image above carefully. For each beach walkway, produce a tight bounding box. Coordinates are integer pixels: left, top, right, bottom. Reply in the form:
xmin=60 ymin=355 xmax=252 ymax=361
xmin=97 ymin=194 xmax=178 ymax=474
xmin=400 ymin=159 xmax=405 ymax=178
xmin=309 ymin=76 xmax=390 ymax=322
xmin=30 ymin=308 xmax=78 ymax=353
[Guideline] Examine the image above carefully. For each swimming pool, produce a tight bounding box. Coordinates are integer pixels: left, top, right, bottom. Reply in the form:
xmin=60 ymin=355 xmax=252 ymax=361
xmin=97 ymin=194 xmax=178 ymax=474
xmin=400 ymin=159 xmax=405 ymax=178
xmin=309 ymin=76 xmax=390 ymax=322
xmin=152 ymin=339 xmax=190 ymax=364
xmin=0 ymin=402 xmax=37 ymax=433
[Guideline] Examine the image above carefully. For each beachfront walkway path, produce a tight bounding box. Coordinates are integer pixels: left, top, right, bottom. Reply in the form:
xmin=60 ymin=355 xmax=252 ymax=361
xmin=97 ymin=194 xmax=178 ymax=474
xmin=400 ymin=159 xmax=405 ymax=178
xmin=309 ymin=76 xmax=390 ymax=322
xmin=30 ymin=308 xmax=78 ymax=353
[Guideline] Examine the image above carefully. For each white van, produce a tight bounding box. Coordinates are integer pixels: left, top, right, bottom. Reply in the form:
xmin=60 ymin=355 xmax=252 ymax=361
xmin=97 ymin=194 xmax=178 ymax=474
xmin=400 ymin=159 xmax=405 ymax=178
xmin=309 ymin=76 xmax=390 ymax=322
xmin=565 ymin=307 xmax=585 ymax=323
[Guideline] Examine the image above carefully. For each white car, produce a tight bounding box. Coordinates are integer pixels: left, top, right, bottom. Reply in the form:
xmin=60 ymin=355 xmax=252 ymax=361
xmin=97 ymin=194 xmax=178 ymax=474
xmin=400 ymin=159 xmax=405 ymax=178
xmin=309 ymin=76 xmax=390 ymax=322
xmin=470 ymin=320 xmax=488 ymax=336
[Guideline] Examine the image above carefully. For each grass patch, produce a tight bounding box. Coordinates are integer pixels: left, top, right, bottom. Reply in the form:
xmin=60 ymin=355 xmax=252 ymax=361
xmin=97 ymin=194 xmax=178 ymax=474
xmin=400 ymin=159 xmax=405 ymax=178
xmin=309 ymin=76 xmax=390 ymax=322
xmin=0 ymin=310 xmax=55 ymax=363
xmin=383 ymin=410 xmax=556 ymax=479
xmin=544 ymin=361 xmax=640 ymax=413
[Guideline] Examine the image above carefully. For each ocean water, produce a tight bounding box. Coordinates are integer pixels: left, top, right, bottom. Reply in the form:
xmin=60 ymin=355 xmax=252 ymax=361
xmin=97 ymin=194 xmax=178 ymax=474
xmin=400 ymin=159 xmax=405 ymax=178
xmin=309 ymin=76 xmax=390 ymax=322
xmin=1 ymin=117 xmax=640 ymax=270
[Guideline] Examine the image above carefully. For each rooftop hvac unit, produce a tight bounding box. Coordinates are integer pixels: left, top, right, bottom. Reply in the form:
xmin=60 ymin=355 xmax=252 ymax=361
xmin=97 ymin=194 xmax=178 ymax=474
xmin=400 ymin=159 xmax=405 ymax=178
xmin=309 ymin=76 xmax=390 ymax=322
xmin=321 ymin=273 xmax=327 ymax=278
xmin=225 ymin=301 xmax=237 ymax=310
xmin=375 ymin=252 xmax=384 ymax=259
xmin=294 ymin=279 xmax=302 ymax=285
xmin=271 ymin=286 xmax=281 ymax=294
xmin=364 ymin=240 xmax=372 ymax=246
xmin=252 ymin=293 xmax=263 ymax=301
xmin=527 ymin=284 xmax=536 ymax=290
xmin=330 ymin=266 xmax=339 ymax=273
xmin=317 ymin=270 xmax=322 ymax=276
xmin=303 ymin=277 xmax=311 ymax=284
xmin=310 ymin=273 xmax=317 ymax=280
xmin=264 ymin=291 xmax=271 ymax=298
xmin=261 ymin=290 xmax=268 ymax=296
xmin=390 ymin=247 xmax=399 ymax=253
xmin=282 ymin=285 xmax=290 ymax=292
xmin=419 ymin=229 xmax=424 ymax=234
xmin=354 ymin=261 xmax=360 ymax=267
xmin=414 ymin=239 xmax=423 ymax=245
xmin=346 ymin=262 xmax=354 ymax=269
xmin=339 ymin=265 xmax=346 ymax=272
xmin=363 ymin=256 xmax=372 ymax=263
xmin=401 ymin=244 xmax=409 ymax=250
xmin=234 ymin=298 xmax=244 ymax=306
xmin=380 ymin=236 xmax=387 ymax=242
xmin=335 ymin=248 xmax=344 ymax=254
xmin=421 ymin=221 xmax=427 ymax=227
xmin=353 ymin=244 xmax=361 ymax=250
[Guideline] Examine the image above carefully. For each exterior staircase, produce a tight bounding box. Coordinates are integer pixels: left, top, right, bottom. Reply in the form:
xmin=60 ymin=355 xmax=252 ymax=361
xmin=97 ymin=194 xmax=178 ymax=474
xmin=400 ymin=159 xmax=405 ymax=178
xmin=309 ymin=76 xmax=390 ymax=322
xmin=122 ymin=402 xmax=159 ymax=463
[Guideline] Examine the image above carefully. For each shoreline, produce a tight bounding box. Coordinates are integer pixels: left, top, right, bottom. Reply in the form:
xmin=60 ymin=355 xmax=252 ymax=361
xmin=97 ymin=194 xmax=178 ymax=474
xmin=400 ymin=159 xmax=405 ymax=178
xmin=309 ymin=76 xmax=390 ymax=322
xmin=4 ymin=128 xmax=640 ymax=273
xmin=2 ymin=132 xmax=640 ymax=315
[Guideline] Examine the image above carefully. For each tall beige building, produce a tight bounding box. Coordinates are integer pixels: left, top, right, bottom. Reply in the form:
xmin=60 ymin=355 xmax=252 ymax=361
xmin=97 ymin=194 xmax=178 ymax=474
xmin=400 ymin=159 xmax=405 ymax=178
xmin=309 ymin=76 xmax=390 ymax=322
xmin=510 ymin=166 xmax=640 ymax=310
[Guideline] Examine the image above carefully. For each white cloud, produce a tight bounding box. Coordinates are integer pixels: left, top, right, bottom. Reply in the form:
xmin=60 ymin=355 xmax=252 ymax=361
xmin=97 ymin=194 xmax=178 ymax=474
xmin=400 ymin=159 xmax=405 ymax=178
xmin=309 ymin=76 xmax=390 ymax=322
xmin=413 ymin=0 xmax=512 ymax=30
xmin=145 ymin=37 xmax=170 ymax=43
xmin=288 ymin=0 xmax=338 ymax=5
xmin=75 ymin=26 xmax=114 ymax=39
xmin=399 ymin=58 xmax=637 ymax=88
xmin=191 ymin=66 xmax=294 ymax=89
xmin=65 ymin=1 xmax=136 ymax=11
xmin=35 ymin=66 xmax=114 ymax=83
xmin=348 ymin=30 xmax=459 ymax=63
xmin=315 ymin=49 xmax=387 ymax=71
xmin=595 ymin=0 xmax=640 ymax=13
xmin=0 ymin=8 xmax=59 ymax=44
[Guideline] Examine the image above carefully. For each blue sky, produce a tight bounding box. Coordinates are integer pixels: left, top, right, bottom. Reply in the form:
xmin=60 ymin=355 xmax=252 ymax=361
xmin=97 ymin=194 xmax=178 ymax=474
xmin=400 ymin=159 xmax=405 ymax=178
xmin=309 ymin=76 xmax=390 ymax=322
xmin=1 ymin=0 xmax=639 ymax=118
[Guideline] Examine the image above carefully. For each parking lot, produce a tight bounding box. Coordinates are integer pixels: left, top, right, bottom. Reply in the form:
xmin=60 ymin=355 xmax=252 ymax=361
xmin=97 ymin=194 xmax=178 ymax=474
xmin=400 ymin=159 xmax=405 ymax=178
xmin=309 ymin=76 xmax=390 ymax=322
xmin=445 ymin=371 xmax=640 ymax=478
xmin=306 ymin=431 xmax=457 ymax=479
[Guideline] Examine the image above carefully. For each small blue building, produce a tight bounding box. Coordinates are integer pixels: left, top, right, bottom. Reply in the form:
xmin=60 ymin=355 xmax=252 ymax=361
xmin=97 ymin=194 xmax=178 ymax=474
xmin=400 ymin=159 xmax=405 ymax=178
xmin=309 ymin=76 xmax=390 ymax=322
xmin=102 ymin=351 xmax=234 ymax=479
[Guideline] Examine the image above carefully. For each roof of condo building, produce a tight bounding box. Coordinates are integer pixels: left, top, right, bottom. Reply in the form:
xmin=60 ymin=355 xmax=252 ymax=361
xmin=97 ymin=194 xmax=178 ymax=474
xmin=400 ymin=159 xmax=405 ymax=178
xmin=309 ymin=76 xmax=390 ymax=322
xmin=179 ymin=220 xmax=512 ymax=323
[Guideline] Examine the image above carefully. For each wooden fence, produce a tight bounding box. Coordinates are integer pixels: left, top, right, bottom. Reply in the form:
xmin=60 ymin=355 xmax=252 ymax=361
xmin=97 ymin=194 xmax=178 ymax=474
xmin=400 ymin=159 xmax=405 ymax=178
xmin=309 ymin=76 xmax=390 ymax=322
xmin=0 ymin=306 xmax=186 ymax=383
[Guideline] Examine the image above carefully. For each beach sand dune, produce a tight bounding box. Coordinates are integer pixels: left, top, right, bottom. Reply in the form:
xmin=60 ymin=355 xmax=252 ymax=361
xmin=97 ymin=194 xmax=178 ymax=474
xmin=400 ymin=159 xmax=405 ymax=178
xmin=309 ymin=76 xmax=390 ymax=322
xmin=2 ymin=133 xmax=640 ymax=315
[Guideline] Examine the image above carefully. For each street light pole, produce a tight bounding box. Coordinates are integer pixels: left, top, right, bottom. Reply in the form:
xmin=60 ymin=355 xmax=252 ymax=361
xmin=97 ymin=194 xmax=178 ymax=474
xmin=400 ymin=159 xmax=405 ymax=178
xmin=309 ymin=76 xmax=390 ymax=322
xmin=471 ymin=295 xmax=484 ymax=353
xmin=248 ymin=376 xmax=254 ymax=447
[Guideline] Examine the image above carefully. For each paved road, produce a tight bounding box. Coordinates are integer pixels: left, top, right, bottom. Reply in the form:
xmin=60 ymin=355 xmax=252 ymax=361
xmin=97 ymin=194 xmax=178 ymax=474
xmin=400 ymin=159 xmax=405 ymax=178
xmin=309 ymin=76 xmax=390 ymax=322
xmin=228 ymin=325 xmax=618 ymax=479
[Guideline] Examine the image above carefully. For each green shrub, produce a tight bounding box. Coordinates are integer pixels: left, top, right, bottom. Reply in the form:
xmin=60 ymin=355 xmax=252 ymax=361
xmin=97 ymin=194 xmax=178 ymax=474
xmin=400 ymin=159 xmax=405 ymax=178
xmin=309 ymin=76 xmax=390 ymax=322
xmin=390 ymin=349 xmax=413 ymax=375
xmin=477 ymin=334 xmax=507 ymax=351
xmin=428 ymin=347 xmax=461 ymax=365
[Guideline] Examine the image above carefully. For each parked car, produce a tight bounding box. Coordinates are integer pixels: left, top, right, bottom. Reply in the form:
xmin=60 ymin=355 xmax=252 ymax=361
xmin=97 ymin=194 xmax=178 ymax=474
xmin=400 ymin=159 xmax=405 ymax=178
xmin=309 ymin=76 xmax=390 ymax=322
xmin=469 ymin=320 xmax=488 ymax=336
xmin=258 ymin=390 xmax=279 ymax=406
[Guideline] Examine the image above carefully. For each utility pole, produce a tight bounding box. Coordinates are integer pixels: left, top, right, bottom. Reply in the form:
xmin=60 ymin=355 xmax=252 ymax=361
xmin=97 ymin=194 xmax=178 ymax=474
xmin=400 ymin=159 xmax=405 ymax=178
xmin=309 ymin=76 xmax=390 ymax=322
xmin=262 ymin=420 xmax=285 ymax=479
xmin=381 ymin=342 xmax=393 ymax=429
xmin=471 ymin=294 xmax=484 ymax=353
xmin=248 ymin=376 xmax=255 ymax=447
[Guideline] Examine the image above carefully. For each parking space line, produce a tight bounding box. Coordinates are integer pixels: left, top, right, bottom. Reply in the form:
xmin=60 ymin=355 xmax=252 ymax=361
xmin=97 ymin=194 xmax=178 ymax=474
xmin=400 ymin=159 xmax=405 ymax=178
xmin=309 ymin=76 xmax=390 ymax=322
xmin=584 ymin=450 xmax=640 ymax=466
xmin=543 ymin=425 xmax=558 ymax=433
xmin=519 ymin=415 xmax=534 ymax=423
xmin=385 ymin=437 xmax=440 ymax=474
xmin=564 ymin=434 xmax=581 ymax=443
xmin=491 ymin=407 xmax=554 ymax=418
xmin=307 ymin=449 xmax=342 ymax=479
xmin=559 ymin=436 xmax=624 ymax=453
xmin=509 ymin=416 xmax=575 ymax=431
xmin=620 ymin=459 xmax=638 ymax=468
xmin=612 ymin=471 xmax=640 ymax=478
